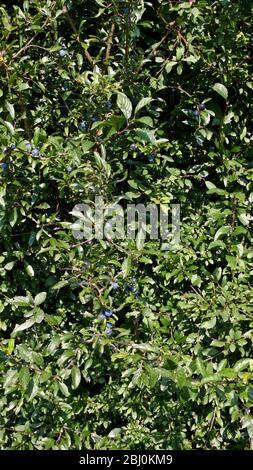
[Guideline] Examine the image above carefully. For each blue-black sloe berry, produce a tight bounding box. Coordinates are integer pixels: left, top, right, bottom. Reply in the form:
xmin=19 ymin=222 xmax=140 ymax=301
xmin=32 ymin=148 xmax=40 ymax=156
xmin=105 ymin=322 xmax=113 ymax=336
xmin=1 ymin=162 xmax=8 ymax=171
xmin=148 ymin=154 xmax=155 ymax=163
xmin=198 ymin=103 xmax=206 ymax=111
xmin=79 ymin=120 xmax=88 ymax=131
xmin=103 ymin=309 xmax=112 ymax=317
xmin=98 ymin=313 xmax=106 ymax=319
xmin=110 ymin=281 xmax=119 ymax=290
xmin=59 ymin=49 xmax=67 ymax=57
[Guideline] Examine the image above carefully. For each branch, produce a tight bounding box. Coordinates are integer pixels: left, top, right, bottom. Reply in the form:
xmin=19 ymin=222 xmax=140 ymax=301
xmin=63 ymin=4 xmax=93 ymax=64
xmin=12 ymin=17 xmax=50 ymax=60
xmin=105 ymin=22 xmax=115 ymax=62
xmin=13 ymin=45 xmax=50 ymax=60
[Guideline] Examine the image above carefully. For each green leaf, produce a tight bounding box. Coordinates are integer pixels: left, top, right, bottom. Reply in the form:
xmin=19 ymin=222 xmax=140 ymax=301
xmin=190 ymin=273 xmax=202 ymax=287
xmin=28 ymin=231 xmax=36 ymax=247
xmin=136 ymin=229 xmax=145 ymax=250
xmin=212 ymin=83 xmax=228 ymax=100
xmin=11 ymin=296 xmax=31 ymax=307
xmin=248 ymin=388 xmax=253 ymax=402
xmin=13 ymin=318 xmax=35 ymax=333
xmin=108 ymin=428 xmax=122 ymax=439
xmin=57 ymin=350 xmax=75 ymax=367
xmin=205 ymin=181 xmax=217 ymax=190
xmin=176 ymin=46 xmax=185 ymax=61
xmin=3 ymin=369 xmax=18 ymax=390
xmin=214 ymin=226 xmax=230 ymax=241
xmin=9 ymin=208 xmax=18 ymax=227
xmin=145 ymin=364 xmax=160 ymax=388
xmin=157 ymin=368 xmax=173 ymax=381
xmin=34 ymin=308 xmax=44 ymax=323
xmin=238 ymin=213 xmax=250 ymax=226
xmin=5 ymin=101 xmax=15 ymax=120
xmin=201 ymin=317 xmax=216 ymax=329
xmin=165 ymin=61 xmax=177 ymax=73
xmin=175 ymin=369 xmax=187 ymax=389
xmin=131 ymin=367 xmax=143 ymax=386
xmin=52 ymin=280 xmax=69 ymax=290
xmin=135 ymin=128 xmax=156 ymax=143
xmin=200 ymin=374 xmax=221 ymax=385
xmin=234 ymin=359 xmax=252 ymax=372
xmin=135 ymin=116 xmax=154 ymax=127
xmin=218 ymin=368 xmax=237 ymax=378
xmin=121 ymin=257 xmax=131 ymax=278
xmin=71 ymin=366 xmax=81 ymax=389
xmin=196 ymin=358 xmax=207 ymax=377
xmin=206 ymin=185 xmax=227 ymax=195
xmin=211 ymin=340 xmax=225 ymax=347
xmin=34 ymin=292 xmax=47 ymax=306
xmin=24 ymin=262 xmax=34 ymax=278
xmin=213 ymin=267 xmax=222 ymax=281
xmin=194 ymin=129 xmax=206 ymax=146
xmin=19 ymin=367 xmax=30 ymax=389
xmin=226 ymin=255 xmax=237 ymax=269
xmin=7 ymin=338 xmax=15 ymax=355
xmin=134 ymin=97 xmax=153 ymax=115
xmin=16 ymin=80 xmax=30 ymax=91
xmin=33 ymin=127 xmax=42 ymax=146
xmin=4 ymin=121 xmax=15 ymax=135
xmin=208 ymin=240 xmax=226 ymax=250
xmin=81 ymin=140 xmax=95 ymax=152
xmin=128 ymin=179 xmax=139 ymax=189
xmin=106 ymin=115 xmax=126 ymax=131
xmin=59 ymin=382 xmax=70 ymax=397
xmin=4 ymin=261 xmax=15 ymax=271
xmin=27 ymin=379 xmax=39 ymax=401
xmin=117 ymin=92 xmax=132 ymax=120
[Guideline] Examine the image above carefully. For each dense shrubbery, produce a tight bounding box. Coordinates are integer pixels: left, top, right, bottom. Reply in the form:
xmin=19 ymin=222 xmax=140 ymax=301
xmin=0 ymin=0 xmax=253 ymax=449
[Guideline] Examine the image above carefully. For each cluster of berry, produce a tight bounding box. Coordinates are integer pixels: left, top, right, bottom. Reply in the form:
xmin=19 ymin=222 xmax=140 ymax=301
xmin=130 ymin=144 xmax=155 ymax=163
xmin=192 ymin=103 xmax=206 ymax=116
xmin=1 ymin=143 xmax=16 ymax=171
xmin=26 ymin=143 xmax=40 ymax=156
xmin=97 ymin=309 xmax=113 ymax=337
xmin=78 ymin=101 xmax=112 ymax=133
xmin=1 ymin=143 xmax=40 ymax=172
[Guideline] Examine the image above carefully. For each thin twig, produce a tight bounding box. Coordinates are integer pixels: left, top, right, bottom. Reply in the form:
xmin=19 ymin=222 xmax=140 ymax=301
xmin=105 ymin=22 xmax=115 ymax=62
xmin=14 ymin=45 xmax=50 ymax=59
xmin=208 ymin=405 xmax=216 ymax=433
xmin=12 ymin=17 xmax=50 ymax=60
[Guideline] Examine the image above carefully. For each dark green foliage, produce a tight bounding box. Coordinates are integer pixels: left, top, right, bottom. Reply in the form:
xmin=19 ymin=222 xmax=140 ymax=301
xmin=0 ymin=0 xmax=253 ymax=450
